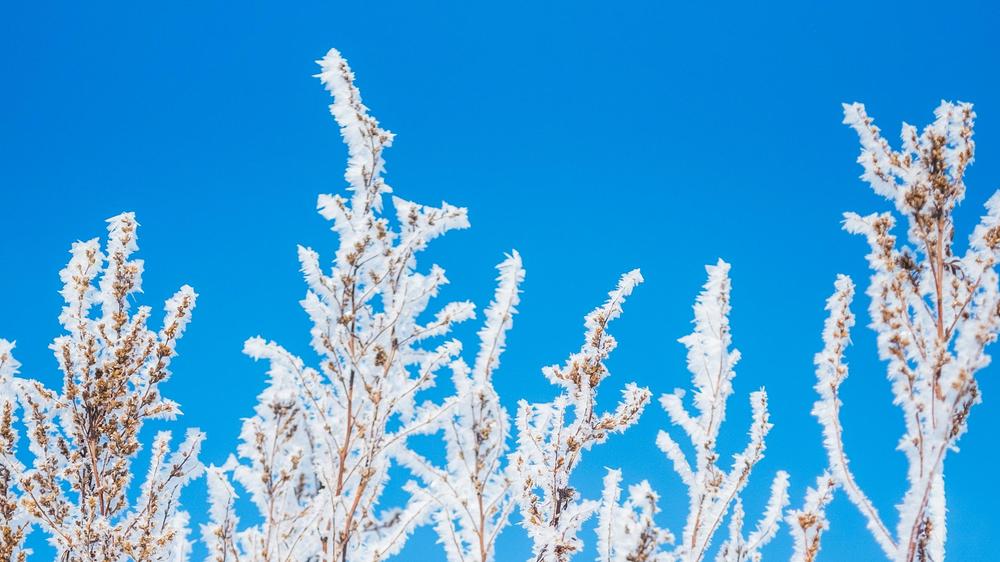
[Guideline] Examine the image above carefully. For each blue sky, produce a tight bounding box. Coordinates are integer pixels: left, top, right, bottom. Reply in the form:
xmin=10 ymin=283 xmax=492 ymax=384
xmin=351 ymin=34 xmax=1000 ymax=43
xmin=2 ymin=1 xmax=999 ymax=560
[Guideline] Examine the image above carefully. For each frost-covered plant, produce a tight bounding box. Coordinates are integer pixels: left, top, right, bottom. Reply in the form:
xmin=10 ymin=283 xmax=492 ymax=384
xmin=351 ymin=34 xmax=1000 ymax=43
xmin=658 ymin=261 xmax=788 ymax=562
xmin=597 ymin=261 xmax=788 ymax=562
xmin=399 ymin=253 xmax=524 ymax=562
xmin=0 ymin=340 xmax=29 ymax=562
xmin=712 ymin=471 xmax=788 ymax=562
xmin=510 ymin=270 xmax=651 ymax=562
xmin=811 ymin=102 xmax=1000 ymax=561
xmin=784 ymin=473 xmax=836 ymax=562
xmin=595 ymin=468 xmax=673 ymax=562
xmin=2 ymin=213 xmax=203 ymax=561
xmin=202 ymin=48 xmax=475 ymax=562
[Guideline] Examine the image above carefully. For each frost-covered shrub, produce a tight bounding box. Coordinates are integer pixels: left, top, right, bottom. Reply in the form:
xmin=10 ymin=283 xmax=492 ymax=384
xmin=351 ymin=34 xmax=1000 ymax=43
xmin=805 ymin=102 xmax=1000 ymax=562
xmin=0 ymin=214 xmax=202 ymax=562
xmin=4 ymin=45 xmax=999 ymax=562
xmin=595 ymin=261 xmax=788 ymax=562
xmin=510 ymin=270 xmax=651 ymax=562
xmin=398 ymin=253 xmax=525 ymax=562
xmin=202 ymin=48 xmax=480 ymax=562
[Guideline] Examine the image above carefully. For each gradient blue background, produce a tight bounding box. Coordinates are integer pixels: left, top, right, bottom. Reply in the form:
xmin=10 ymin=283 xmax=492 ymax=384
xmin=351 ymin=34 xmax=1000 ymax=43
xmin=2 ymin=1 xmax=999 ymax=560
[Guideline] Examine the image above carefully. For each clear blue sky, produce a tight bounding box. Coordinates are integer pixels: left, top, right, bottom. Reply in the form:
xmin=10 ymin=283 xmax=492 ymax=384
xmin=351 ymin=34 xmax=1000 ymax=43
xmin=2 ymin=1 xmax=998 ymax=560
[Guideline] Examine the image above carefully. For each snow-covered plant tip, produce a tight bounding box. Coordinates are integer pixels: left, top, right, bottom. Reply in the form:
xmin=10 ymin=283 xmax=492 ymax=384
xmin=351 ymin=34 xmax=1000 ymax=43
xmin=4 ymin=46 xmax=1000 ymax=562
xmin=807 ymin=102 xmax=1000 ymax=562
xmin=0 ymin=214 xmax=203 ymax=562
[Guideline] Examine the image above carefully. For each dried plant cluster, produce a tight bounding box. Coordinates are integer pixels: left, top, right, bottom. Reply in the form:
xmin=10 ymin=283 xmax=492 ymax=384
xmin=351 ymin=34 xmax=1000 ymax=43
xmin=798 ymin=102 xmax=1000 ymax=562
xmin=0 ymin=214 xmax=203 ymax=561
xmin=0 ymin=49 xmax=998 ymax=562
